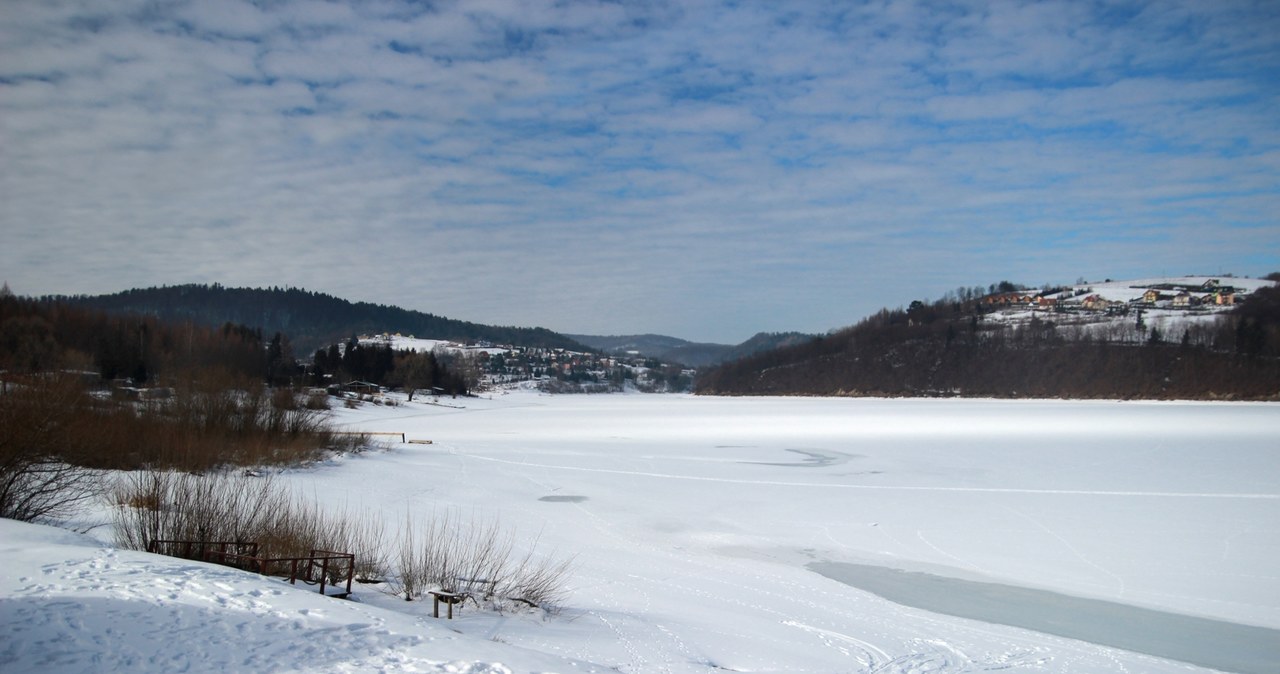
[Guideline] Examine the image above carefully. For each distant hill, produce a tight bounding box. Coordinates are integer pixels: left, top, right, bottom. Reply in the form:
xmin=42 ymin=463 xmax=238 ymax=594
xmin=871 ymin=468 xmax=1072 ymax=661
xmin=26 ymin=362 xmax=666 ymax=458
xmin=54 ymin=284 xmax=589 ymax=355
xmin=697 ymin=276 xmax=1280 ymax=400
xmin=567 ymin=332 xmax=817 ymax=368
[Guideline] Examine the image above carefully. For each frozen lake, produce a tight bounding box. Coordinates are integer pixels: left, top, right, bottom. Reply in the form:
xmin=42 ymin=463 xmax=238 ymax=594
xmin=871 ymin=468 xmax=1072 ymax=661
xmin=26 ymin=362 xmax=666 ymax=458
xmin=303 ymin=392 xmax=1280 ymax=673
xmin=809 ymin=560 xmax=1280 ymax=674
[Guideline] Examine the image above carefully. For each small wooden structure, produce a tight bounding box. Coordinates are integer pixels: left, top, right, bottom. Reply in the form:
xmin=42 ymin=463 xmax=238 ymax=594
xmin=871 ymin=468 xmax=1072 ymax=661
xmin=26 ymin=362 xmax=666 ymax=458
xmin=331 ymin=430 xmax=407 ymax=443
xmin=429 ymin=590 xmax=466 ymax=619
xmin=427 ymin=577 xmax=495 ymax=619
xmin=147 ymin=539 xmax=356 ymax=598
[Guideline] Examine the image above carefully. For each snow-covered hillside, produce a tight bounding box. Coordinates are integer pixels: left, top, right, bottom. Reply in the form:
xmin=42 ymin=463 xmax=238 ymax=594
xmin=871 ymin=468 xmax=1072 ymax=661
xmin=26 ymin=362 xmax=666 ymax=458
xmin=981 ymin=275 xmax=1275 ymax=340
xmin=1066 ymin=276 xmax=1274 ymax=304
xmin=358 ymin=334 xmax=510 ymax=356
xmin=5 ymin=391 xmax=1279 ymax=673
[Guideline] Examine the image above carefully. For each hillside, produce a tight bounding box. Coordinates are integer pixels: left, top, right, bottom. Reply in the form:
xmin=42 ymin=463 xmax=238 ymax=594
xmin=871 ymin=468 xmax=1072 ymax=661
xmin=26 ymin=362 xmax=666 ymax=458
xmin=568 ymin=331 xmax=816 ymax=367
xmin=53 ymin=284 xmax=588 ymax=354
xmin=697 ymin=276 xmax=1280 ymax=400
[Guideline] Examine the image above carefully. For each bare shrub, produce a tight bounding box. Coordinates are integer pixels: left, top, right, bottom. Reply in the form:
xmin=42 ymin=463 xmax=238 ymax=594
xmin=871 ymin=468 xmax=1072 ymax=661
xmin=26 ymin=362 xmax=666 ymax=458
xmin=394 ymin=513 xmax=425 ymax=601
xmin=270 ymin=387 xmax=298 ymax=411
xmin=111 ymin=471 xmax=389 ymax=583
xmin=329 ymin=432 xmax=372 ymax=454
xmin=111 ymin=471 xmax=287 ymax=553
xmin=393 ymin=508 xmax=573 ymax=614
xmin=67 ymin=374 xmax=350 ymax=472
xmin=110 ymin=472 xmax=570 ymax=612
xmin=501 ymin=540 xmax=575 ymax=611
xmin=0 ymin=376 xmax=105 ymax=523
xmin=304 ymin=392 xmax=330 ymax=410
xmin=0 ymin=457 xmax=102 ymax=523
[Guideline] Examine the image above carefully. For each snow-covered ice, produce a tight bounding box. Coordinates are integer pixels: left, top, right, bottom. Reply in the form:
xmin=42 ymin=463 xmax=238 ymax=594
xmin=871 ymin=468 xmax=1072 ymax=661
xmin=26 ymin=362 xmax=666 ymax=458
xmin=4 ymin=390 xmax=1279 ymax=673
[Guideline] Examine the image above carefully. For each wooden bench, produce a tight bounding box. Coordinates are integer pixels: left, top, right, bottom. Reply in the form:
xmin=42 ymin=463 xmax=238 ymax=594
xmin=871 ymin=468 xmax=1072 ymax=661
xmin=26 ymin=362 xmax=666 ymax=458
xmin=427 ymin=577 xmax=495 ymax=618
xmin=429 ymin=590 xmax=467 ymax=619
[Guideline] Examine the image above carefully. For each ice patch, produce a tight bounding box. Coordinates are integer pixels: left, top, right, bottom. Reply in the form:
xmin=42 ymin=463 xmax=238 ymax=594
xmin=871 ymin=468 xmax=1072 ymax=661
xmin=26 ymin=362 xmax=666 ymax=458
xmin=809 ymin=560 xmax=1280 ymax=674
xmin=538 ymin=495 xmax=588 ymax=503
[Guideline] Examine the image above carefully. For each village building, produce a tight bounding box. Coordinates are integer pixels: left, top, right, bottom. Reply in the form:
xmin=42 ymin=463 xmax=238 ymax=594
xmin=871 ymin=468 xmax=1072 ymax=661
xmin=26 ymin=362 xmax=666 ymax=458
xmin=332 ymin=380 xmax=382 ymax=396
xmin=982 ymin=292 xmax=1035 ymax=307
xmin=1082 ymin=295 xmax=1111 ymax=311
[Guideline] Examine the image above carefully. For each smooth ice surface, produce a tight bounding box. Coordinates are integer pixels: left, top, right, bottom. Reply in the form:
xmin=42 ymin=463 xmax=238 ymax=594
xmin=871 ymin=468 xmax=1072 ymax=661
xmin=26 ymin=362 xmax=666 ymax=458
xmin=6 ymin=391 xmax=1279 ymax=673
xmin=809 ymin=561 xmax=1280 ymax=674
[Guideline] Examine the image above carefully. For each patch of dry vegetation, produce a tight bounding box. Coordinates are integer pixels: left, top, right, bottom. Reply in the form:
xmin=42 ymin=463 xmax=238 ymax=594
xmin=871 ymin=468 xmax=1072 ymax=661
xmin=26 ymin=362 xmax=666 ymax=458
xmin=394 ymin=508 xmax=573 ymax=614
xmin=111 ymin=471 xmax=390 ymax=582
xmin=111 ymin=473 xmax=573 ymax=613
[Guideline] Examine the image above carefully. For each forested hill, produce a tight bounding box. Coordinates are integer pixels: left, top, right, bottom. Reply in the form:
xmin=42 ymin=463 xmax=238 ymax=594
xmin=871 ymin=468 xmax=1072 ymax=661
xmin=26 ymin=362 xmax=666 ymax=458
xmin=53 ymin=284 xmax=587 ymax=354
xmin=567 ymin=331 xmax=817 ymax=368
xmin=696 ymin=279 xmax=1280 ymax=400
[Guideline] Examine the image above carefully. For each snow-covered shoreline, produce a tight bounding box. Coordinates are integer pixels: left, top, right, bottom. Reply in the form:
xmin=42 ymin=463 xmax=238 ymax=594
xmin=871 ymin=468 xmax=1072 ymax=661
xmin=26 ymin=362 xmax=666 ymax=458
xmin=0 ymin=518 xmax=594 ymax=673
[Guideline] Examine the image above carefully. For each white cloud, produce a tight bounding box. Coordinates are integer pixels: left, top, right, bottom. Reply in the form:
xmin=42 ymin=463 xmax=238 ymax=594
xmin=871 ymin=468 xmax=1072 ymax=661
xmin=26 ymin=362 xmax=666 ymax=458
xmin=1 ymin=0 xmax=1277 ymax=342
xmin=174 ymin=0 xmax=278 ymax=38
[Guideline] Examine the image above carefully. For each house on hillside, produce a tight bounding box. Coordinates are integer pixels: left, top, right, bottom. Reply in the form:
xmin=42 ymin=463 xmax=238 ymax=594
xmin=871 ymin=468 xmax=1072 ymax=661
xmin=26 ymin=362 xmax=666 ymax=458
xmin=1082 ymin=295 xmax=1112 ymax=311
xmin=983 ymin=292 xmax=1035 ymax=307
xmin=113 ymin=386 xmax=174 ymax=402
xmin=1142 ymin=289 xmax=1163 ymax=304
xmin=1172 ymin=292 xmax=1196 ymax=308
xmin=1214 ymin=291 xmax=1236 ymax=306
xmin=334 ymin=381 xmax=381 ymax=396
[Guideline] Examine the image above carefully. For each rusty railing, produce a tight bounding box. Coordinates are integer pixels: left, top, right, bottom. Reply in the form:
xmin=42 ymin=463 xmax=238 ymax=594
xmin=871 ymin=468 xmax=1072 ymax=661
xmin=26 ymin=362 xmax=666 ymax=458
xmin=146 ymin=540 xmax=355 ymax=597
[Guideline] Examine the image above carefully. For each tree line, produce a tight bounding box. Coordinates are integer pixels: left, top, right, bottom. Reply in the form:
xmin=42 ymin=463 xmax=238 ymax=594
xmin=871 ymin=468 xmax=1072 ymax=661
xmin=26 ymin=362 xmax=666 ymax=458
xmin=51 ymin=283 xmax=589 ymax=354
xmin=2 ymin=289 xmax=283 ymax=385
xmin=310 ymin=338 xmax=470 ymax=398
xmin=1 ymin=288 xmax=472 ymax=398
xmin=1 ymin=292 xmax=355 ymax=527
xmin=696 ymin=277 xmax=1280 ymax=400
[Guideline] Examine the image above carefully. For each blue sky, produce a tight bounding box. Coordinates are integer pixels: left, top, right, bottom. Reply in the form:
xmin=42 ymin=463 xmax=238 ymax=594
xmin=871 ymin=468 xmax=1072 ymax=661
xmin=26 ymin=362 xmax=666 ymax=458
xmin=2 ymin=0 xmax=1277 ymax=343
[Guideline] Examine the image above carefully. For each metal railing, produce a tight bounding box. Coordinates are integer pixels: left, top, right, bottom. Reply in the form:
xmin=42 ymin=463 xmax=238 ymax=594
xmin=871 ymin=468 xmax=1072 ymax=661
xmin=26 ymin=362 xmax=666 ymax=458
xmin=147 ymin=539 xmax=355 ymax=597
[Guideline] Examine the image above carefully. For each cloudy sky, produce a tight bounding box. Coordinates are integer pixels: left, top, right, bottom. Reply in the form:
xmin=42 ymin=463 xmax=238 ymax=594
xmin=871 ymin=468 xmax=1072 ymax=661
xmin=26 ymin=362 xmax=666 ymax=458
xmin=2 ymin=0 xmax=1277 ymax=343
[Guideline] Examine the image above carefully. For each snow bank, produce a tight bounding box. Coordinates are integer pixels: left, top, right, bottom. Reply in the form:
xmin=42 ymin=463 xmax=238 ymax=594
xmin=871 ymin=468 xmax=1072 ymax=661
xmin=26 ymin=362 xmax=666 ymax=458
xmin=0 ymin=519 xmax=595 ymax=673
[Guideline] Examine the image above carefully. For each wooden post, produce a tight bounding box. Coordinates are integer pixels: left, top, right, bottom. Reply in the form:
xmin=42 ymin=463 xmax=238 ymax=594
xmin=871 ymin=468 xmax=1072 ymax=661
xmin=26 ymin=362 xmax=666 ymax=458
xmin=430 ymin=591 xmax=458 ymax=619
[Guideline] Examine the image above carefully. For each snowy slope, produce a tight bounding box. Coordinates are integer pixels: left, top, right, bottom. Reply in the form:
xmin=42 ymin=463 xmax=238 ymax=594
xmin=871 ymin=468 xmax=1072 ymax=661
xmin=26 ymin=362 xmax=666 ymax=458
xmin=1079 ymin=276 xmax=1274 ymax=303
xmin=0 ymin=518 xmax=597 ymax=673
xmin=359 ymin=334 xmax=509 ymax=356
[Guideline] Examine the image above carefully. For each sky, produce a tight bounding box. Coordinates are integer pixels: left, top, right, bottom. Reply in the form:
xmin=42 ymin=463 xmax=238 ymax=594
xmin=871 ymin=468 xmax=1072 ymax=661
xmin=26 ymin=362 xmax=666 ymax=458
xmin=2 ymin=0 xmax=1278 ymax=344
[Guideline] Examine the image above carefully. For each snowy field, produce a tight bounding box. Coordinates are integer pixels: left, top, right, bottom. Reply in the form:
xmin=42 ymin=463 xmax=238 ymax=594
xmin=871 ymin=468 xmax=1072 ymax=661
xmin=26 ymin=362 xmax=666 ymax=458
xmin=4 ymin=391 xmax=1279 ymax=673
